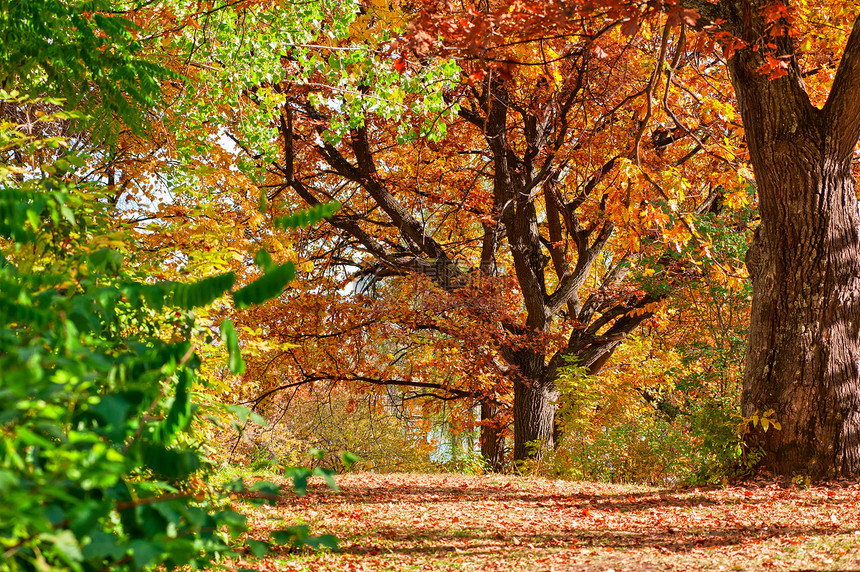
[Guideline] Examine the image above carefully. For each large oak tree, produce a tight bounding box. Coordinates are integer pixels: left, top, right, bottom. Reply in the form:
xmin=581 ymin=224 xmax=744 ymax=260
xmin=404 ymin=0 xmax=860 ymax=476
xmin=701 ymin=0 xmax=860 ymax=477
xmin=138 ymin=0 xmax=750 ymax=469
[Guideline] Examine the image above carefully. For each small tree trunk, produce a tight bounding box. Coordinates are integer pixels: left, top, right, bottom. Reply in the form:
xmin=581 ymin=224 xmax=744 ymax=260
xmin=479 ymin=400 xmax=506 ymax=472
xmin=512 ymin=376 xmax=558 ymax=462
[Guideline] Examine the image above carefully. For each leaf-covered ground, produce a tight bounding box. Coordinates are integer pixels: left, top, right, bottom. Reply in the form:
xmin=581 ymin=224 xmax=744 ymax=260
xmin=230 ymin=473 xmax=860 ymax=571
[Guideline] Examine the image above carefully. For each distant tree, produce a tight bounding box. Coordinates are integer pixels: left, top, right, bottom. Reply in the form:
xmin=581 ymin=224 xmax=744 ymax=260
xmin=169 ymin=0 xmax=749 ymax=468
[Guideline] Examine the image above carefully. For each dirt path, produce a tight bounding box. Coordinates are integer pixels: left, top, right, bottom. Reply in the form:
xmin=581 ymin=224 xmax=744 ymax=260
xmin=232 ymin=472 xmax=860 ymax=571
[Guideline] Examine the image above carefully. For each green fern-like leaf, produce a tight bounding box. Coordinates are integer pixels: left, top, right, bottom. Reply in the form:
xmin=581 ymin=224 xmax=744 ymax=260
xmin=273 ymin=201 xmax=341 ymax=230
xmin=232 ymin=262 xmax=295 ymax=308
xmin=220 ymin=319 xmax=245 ymax=375
xmin=169 ymin=272 xmax=236 ymax=309
xmin=154 ymin=368 xmax=194 ymax=444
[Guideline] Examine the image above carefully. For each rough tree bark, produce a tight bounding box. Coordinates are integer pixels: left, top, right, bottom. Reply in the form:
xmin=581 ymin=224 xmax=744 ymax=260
xmin=714 ymin=1 xmax=860 ymax=477
xmin=479 ymin=400 xmax=506 ymax=472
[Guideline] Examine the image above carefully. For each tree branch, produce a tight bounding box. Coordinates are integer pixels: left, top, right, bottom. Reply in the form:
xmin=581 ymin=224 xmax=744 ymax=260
xmin=246 ymin=373 xmax=481 ymax=408
xmin=823 ymin=15 xmax=860 ymax=159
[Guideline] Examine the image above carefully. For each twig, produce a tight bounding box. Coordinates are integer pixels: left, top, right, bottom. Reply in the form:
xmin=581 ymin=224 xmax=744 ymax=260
xmin=632 ymin=19 xmax=672 ymax=167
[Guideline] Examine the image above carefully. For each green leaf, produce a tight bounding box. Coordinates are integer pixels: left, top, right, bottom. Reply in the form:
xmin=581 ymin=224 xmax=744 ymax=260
xmin=227 ymin=404 xmax=267 ymax=428
xmin=42 ymin=530 xmax=83 ymax=562
xmin=129 ymin=539 xmax=162 ymax=570
xmin=305 ymin=534 xmax=339 ymax=551
xmin=274 ymin=202 xmax=341 ymax=230
xmin=141 ymin=444 xmax=200 ymax=480
xmin=232 ymin=262 xmax=295 ymax=308
xmin=221 ymin=319 xmax=245 ymax=375
xmin=170 ymin=272 xmax=236 ymax=309
xmin=89 ymin=248 xmax=124 ymax=273
xmin=26 ymin=208 xmax=40 ymax=231
xmin=254 ymin=249 xmax=274 ymax=271
xmin=65 ymin=155 xmax=86 ymax=168
xmin=90 ymin=395 xmax=131 ymax=431
xmin=313 ymin=467 xmax=339 ymax=492
xmin=246 ymin=480 xmax=281 ymax=505
xmin=258 ymin=189 xmax=268 ymax=213
xmin=283 ymin=467 xmax=313 ymax=496
xmin=60 ymin=204 xmax=76 ymax=224
xmin=82 ymin=531 xmax=125 ymax=560
xmin=155 ymin=369 xmax=193 ymax=443
xmin=341 ymin=451 xmax=360 ymax=470
xmin=245 ymin=539 xmax=270 ymax=557
xmin=270 ymin=526 xmax=308 ymax=545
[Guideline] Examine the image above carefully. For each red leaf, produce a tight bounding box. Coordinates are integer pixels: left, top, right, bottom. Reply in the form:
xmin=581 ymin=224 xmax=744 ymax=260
xmin=681 ymin=7 xmax=700 ymax=25
xmin=621 ymin=18 xmax=638 ymax=36
xmin=768 ymin=66 xmax=789 ymax=79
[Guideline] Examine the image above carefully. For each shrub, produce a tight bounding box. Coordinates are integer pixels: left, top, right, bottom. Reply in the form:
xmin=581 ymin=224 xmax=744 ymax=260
xmin=222 ymin=387 xmax=437 ymax=474
xmin=547 ymin=337 xmax=745 ymax=485
xmin=0 ymin=97 xmax=336 ymax=571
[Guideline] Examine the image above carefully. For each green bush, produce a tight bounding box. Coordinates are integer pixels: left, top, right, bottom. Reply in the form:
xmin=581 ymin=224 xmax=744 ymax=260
xmin=547 ymin=340 xmax=746 ymax=485
xmin=1 ymin=2 xmax=341 ymax=568
xmin=0 ymin=101 xmax=338 ymax=571
xmin=0 ymin=135 xmax=223 ymax=569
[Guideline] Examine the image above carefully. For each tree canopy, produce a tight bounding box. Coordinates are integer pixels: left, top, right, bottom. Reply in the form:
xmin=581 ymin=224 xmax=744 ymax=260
xmin=3 ymin=1 xmax=860 ymax=569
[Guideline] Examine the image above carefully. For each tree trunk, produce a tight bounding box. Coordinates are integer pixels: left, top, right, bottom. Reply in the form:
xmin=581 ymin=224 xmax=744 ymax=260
xmin=479 ymin=400 xmax=506 ymax=472
xmin=511 ymin=361 xmax=559 ymax=461
xmin=742 ymin=133 xmax=860 ymax=477
xmin=723 ymin=7 xmax=860 ymax=477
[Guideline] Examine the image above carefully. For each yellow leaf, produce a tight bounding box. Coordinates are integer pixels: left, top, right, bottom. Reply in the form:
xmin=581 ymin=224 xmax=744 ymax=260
xmin=737 ymin=166 xmax=755 ymax=181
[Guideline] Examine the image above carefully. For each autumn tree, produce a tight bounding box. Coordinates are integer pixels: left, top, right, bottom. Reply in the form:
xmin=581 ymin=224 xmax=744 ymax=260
xmin=684 ymin=0 xmax=860 ymax=477
xmin=167 ymin=0 xmax=751 ymax=468
xmin=432 ymin=0 xmax=860 ymax=476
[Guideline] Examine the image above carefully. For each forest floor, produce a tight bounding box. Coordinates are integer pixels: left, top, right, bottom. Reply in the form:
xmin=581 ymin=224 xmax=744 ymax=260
xmin=229 ymin=472 xmax=860 ymax=571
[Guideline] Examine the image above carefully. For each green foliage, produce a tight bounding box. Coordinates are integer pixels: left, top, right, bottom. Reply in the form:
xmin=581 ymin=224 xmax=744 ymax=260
xmin=216 ymin=466 xmax=340 ymax=554
xmin=0 ymin=129 xmax=338 ymax=570
xmin=274 ymin=202 xmax=341 ymax=231
xmin=168 ymin=273 xmax=237 ymax=310
xmin=1 ymin=153 xmax=230 ymax=569
xmin=232 ymin=262 xmax=296 ymax=308
xmin=0 ymin=0 xmax=175 ymax=137
xmin=220 ymin=320 xmax=245 ymax=375
xmin=0 ymin=0 xmax=340 ymax=559
xmin=172 ymin=1 xmax=461 ymax=172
